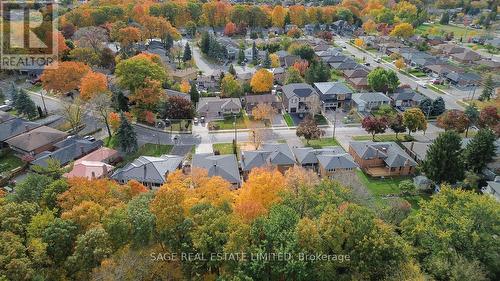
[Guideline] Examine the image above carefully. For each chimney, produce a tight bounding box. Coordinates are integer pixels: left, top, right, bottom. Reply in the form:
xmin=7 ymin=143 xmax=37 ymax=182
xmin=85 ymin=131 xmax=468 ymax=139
xmin=143 ymin=165 xmax=147 ymax=179
xmin=102 ymin=164 xmax=108 ymax=175
xmin=80 ymin=145 xmax=84 ymax=155
xmin=25 ymin=124 xmax=29 ymax=132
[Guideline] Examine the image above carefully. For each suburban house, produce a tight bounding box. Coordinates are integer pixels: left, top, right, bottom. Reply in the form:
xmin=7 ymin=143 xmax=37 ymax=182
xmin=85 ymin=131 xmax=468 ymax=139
xmin=445 ymin=72 xmax=481 ymax=87
xmin=317 ymin=153 xmax=358 ymax=179
xmin=282 ymin=83 xmax=320 ymax=114
xmin=31 ymin=137 xmax=103 ymax=168
xmin=271 ymin=67 xmax=286 ymax=84
xmin=244 ymin=47 xmax=266 ymax=62
xmin=352 ymin=92 xmax=391 ymax=112
xmin=425 ymin=64 xmax=463 ymax=77
xmin=329 ymin=58 xmax=359 ymax=71
xmin=111 ymin=155 xmax=184 ymax=188
xmin=349 ymin=141 xmax=417 ymax=177
xmin=240 ymin=143 xmax=296 ymax=175
xmin=474 ymin=59 xmax=500 ymax=71
xmin=165 ymin=89 xmax=191 ymax=101
xmin=196 ymin=75 xmax=219 ymax=92
xmin=388 ymin=87 xmax=425 ymax=109
xmin=6 ymin=126 xmax=68 ymax=156
xmin=293 ymin=146 xmax=345 ymax=171
xmin=450 ymin=50 xmax=481 ymax=63
xmin=0 ymin=118 xmax=41 ymax=147
xmin=344 ymin=67 xmax=370 ymax=90
xmin=171 ymin=68 xmax=198 ymax=83
xmin=401 ymin=141 xmax=432 ymax=163
xmin=313 ymin=82 xmax=353 ymax=111
xmin=243 ymin=94 xmax=281 ymax=115
xmin=236 ymin=72 xmax=253 ymax=83
xmin=192 ymin=153 xmax=241 ymax=188
xmin=196 ymin=97 xmax=242 ymax=119
xmin=275 ymin=50 xmax=300 ymax=67
xmin=432 ymin=43 xmax=466 ymax=56
xmin=482 ymin=177 xmax=500 ymax=202
xmin=64 ymin=147 xmax=120 ymax=179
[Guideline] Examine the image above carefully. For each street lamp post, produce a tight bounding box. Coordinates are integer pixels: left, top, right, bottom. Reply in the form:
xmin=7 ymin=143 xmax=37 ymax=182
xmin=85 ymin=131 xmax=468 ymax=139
xmin=233 ymin=113 xmax=237 ymax=155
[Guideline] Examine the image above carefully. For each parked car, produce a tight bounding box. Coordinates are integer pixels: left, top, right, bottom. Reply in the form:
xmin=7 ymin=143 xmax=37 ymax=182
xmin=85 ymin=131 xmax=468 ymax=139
xmin=200 ymin=116 xmax=205 ymax=123
xmin=83 ymin=135 xmax=96 ymax=142
xmin=0 ymin=105 xmax=12 ymax=111
xmin=364 ymin=62 xmax=371 ymax=66
xmin=375 ymin=58 xmax=381 ymax=63
xmin=193 ymin=117 xmax=199 ymax=124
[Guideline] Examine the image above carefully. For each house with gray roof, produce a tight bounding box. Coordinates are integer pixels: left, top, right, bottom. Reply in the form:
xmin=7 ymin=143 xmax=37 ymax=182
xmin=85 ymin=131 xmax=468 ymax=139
xmin=165 ymin=89 xmax=191 ymax=101
xmin=450 ymin=50 xmax=481 ymax=64
xmin=192 ymin=153 xmax=241 ymax=187
xmin=482 ymin=177 xmax=500 ymax=202
xmin=196 ymin=97 xmax=242 ymax=119
xmin=31 ymin=137 xmax=103 ymax=168
xmin=352 ymin=92 xmax=391 ymax=112
xmin=111 ymin=155 xmax=184 ymax=188
xmin=318 ymin=153 xmax=358 ymax=179
xmin=0 ymin=111 xmax=14 ymax=123
xmin=388 ymin=87 xmax=425 ymax=109
xmin=293 ymin=146 xmax=345 ymax=170
xmin=445 ymin=72 xmax=481 ymax=87
xmin=6 ymin=126 xmax=68 ymax=156
xmin=241 ymin=143 xmax=296 ymax=175
xmin=281 ymin=83 xmax=319 ymax=114
xmin=313 ymin=82 xmax=354 ymax=111
xmin=243 ymin=94 xmax=281 ymax=114
xmin=349 ymin=141 xmax=417 ymax=177
xmin=0 ymin=118 xmax=41 ymax=147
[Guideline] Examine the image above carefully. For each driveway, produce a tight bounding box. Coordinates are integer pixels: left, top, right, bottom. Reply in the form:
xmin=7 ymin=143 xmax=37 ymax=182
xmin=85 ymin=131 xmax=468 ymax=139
xmin=271 ymin=114 xmax=286 ymax=127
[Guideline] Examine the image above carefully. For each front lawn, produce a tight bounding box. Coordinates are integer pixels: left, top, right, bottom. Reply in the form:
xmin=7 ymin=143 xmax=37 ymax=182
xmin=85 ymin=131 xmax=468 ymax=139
xmin=314 ymin=114 xmax=328 ymax=125
xmin=352 ymin=134 xmax=413 ymax=142
xmin=213 ymin=143 xmax=238 ymax=155
xmin=407 ymin=69 xmax=427 ymax=77
xmin=283 ymin=113 xmax=294 ymax=127
xmin=303 ymin=137 xmax=340 ymax=148
xmin=208 ymin=114 xmax=249 ymax=130
xmin=0 ymin=150 xmax=24 ymax=173
xmin=104 ymin=139 xmax=173 ymax=167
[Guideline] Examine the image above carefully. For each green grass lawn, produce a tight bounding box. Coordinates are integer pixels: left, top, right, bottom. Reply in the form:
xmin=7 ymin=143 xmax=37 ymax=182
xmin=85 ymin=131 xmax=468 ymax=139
xmin=407 ymin=69 xmax=427 ymax=77
xmin=0 ymin=150 xmax=24 ymax=173
xmin=356 ymin=170 xmax=408 ymax=196
xmin=352 ymin=134 xmax=413 ymax=142
xmin=417 ymin=23 xmax=485 ymax=38
xmin=168 ymin=120 xmax=192 ymax=132
xmin=104 ymin=137 xmax=173 ymax=167
xmin=213 ymin=143 xmax=238 ymax=155
xmin=314 ymin=114 xmax=328 ymax=125
xmin=208 ymin=114 xmax=249 ymax=130
xmin=427 ymin=84 xmax=446 ymax=94
xmin=283 ymin=113 xmax=294 ymax=127
xmin=303 ymin=137 xmax=340 ymax=148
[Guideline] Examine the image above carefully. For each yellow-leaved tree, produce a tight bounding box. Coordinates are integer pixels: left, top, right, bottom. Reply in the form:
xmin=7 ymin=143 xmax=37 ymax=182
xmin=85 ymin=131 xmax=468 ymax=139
xmin=250 ymin=69 xmax=274 ymax=93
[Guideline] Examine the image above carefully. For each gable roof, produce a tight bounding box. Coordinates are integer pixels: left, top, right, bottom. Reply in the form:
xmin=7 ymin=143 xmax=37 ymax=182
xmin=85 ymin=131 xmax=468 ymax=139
xmin=446 ymin=72 xmax=481 ymax=83
xmin=282 ymin=83 xmax=318 ymax=99
xmin=314 ymin=82 xmax=353 ymax=101
xmin=32 ymin=138 xmax=103 ymax=168
xmin=6 ymin=126 xmax=67 ymax=152
xmin=317 ymin=153 xmax=358 ymax=170
xmin=343 ymin=67 xmax=369 ymax=78
xmin=192 ymin=153 xmax=241 ymax=184
xmin=112 ymin=155 xmax=183 ymax=185
xmin=352 ymin=92 xmax=391 ymax=104
xmin=244 ymin=94 xmax=279 ymax=104
xmin=165 ymin=89 xmax=190 ymax=101
xmin=389 ymin=88 xmax=425 ymax=102
xmin=293 ymin=146 xmax=345 ymax=165
xmin=196 ymin=97 xmax=242 ymax=113
xmin=0 ymin=111 xmax=14 ymax=123
xmin=0 ymin=118 xmax=41 ymax=142
xmin=261 ymin=143 xmax=296 ymax=165
xmin=64 ymin=161 xmax=114 ymax=179
xmin=350 ymin=141 xmax=417 ymax=168
xmin=74 ymin=147 xmax=119 ymax=164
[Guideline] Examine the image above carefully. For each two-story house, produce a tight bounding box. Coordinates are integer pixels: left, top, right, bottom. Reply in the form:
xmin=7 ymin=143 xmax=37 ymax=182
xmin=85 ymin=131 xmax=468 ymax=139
xmin=313 ymin=82 xmax=353 ymax=111
xmin=282 ymin=83 xmax=320 ymax=114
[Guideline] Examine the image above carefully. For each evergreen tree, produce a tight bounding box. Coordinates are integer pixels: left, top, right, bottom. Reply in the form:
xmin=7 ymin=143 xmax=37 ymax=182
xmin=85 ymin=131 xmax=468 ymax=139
xmin=464 ymin=104 xmax=479 ymax=137
xmin=189 ymin=81 xmax=199 ymax=104
xmin=183 ymin=42 xmax=192 ymax=62
xmin=421 ymin=131 xmax=464 ymax=184
xmin=116 ymin=111 xmax=138 ymax=153
xmin=228 ymin=64 xmax=236 ymax=76
xmin=305 ymin=60 xmax=329 ymax=84
xmin=111 ymin=90 xmax=129 ymax=112
xmin=440 ymin=12 xmax=450 ymax=25
xmin=284 ymin=11 xmax=291 ymax=25
xmin=237 ymin=46 xmax=245 ymax=64
xmin=431 ymin=97 xmax=445 ymax=116
xmin=15 ymin=90 xmax=37 ymax=119
xmin=0 ymin=88 xmax=4 ymax=103
xmin=480 ymin=75 xmax=493 ymax=101
xmin=463 ymin=129 xmax=496 ymax=173
xmin=9 ymin=82 xmax=19 ymax=105
xmin=252 ymin=41 xmax=258 ymax=65
xmin=200 ymin=31 xmax=210 ymax=54
xmin=263 ymin=51 xmax=271 ymax=68
xmin=419 ymin=97 xmax=433 ymax=117
xmin=164 ymin=33 xmax=173 ymax=53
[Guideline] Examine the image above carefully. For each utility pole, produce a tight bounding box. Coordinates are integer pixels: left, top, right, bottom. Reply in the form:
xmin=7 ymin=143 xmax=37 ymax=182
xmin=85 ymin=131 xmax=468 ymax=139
xmin=332 ymin=109 xmax=337 ymax=139
xmin=40 ymin=90 xmax=48 ymax=116
xmin=233 ymin=113 xmax=238 ymax=155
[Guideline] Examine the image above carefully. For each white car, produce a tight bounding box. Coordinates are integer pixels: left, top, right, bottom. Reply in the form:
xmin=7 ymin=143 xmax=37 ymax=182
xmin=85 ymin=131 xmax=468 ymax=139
xmin=193 ymin=117 xmax=199 ymax=124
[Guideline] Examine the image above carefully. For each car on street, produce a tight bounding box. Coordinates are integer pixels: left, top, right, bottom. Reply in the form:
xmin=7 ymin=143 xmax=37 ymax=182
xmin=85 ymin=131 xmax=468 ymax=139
xmin=83 ymin=135 xmax=96 ymax=142
xmin=193 ymin=117 xmax=199 ymax=124
xmin=200 ymin=116 xmax=205 ymax=123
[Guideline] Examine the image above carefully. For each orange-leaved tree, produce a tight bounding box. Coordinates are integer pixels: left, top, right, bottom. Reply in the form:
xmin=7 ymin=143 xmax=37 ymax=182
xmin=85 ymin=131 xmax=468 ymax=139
xmin=250 ymin=69 xmax=274 ymax=93
xmin=80 ymin=71 xmax=108 ymax=101
xmin=41 ymin=61 xmax=91 ymax=95
xmin=234 ymin=167 xmax=285 ymax=221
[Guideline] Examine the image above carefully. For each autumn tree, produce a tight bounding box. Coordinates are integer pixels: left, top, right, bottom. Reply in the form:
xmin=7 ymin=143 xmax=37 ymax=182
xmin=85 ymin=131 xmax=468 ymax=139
xmin=270 ymin=53 xmax=280 ymax=68
xmin=224 ymin=22 xmax=237 ymax=36
xmin=272 ymin=6 xmax=286 ymax=28
xmin=221 ymin=74 xmax=243 ymax=97
xmin=158 ymin=96 xmax=193 ymax=120
xmin=129 ymin=79 xmax=164 ymax=112
xmin=69 ymin=47 xmax=100 ymax=66
xmin=390 ymin=23 xmax=414 ymax=39
xmin=362 ymin=116 xmax=388 ymax=140
xmin=250 ymin=69 xmax=274 ymax=93
xmin=478 ymin=106 xmax=499 ymax=133
xmin=180 ymin=80 xmax=191 ymax=93
xmin=293 ymin=59 xmax=309 ymax=76
xmin=285 ymin=67 xmax=304 ymax=84
xmin=115 ymin=54 xmax=166 ymax=92
xmin=354 ymin=38 xmax=365 ymax=48
xmin=41 ymin=61 xmax=91 ymax=94
xmin=403 ymin=108 xmax=427 ymax=136
xmin=73 ymin=26 xmax=108 ymax=52
xmin=296 ymin=116 xmax=325 ymax=144
xmin=79 ymin=71 xmax=108 ymax=101
xmin=252 ymin=103 xmax=276 ymax=125
xmin=436 ymin=109 xmax=469 ymax=133
xmin=235 ymin=168 xmax=285 ymax=221
xmin=394 ymin=58 xmax=406 ymax=70
xmin=389 ymin=114 xmax=407 ymax=139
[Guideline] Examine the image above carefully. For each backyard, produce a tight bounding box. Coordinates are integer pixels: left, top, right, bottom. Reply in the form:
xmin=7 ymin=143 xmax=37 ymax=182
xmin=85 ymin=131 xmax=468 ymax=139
xmin=0 ymin=150 xmax=24 ymax=173
xmin=104 ymin=137 xmax=173 ymax=167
